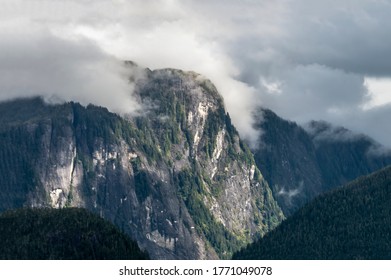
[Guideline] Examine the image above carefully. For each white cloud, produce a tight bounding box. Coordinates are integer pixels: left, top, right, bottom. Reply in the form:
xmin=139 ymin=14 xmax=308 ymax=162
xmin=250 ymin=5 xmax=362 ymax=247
xmin=0 ymin=0 xmax=262 ymax=144
xmin=260 ymin=78 xmax=283 ymax=95
xmin=0 ymin=22 xmax=141 ymax=114
xmin=363 ymin=77 xmax=391 ymax=110
xmin=259 ymin=64 xmax=367 ymax=123
xmin=2 ymin=0 xmax=391 ymax=147
xmin=62 ymin=0 xmax=262 ymax=145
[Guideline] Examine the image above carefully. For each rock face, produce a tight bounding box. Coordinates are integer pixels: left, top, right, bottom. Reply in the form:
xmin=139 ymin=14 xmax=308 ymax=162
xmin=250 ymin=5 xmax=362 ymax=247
xmin=0 ymin=67 xmax=283 ymax=259
xmin=252 ymin=109 xmax=391 ymax=216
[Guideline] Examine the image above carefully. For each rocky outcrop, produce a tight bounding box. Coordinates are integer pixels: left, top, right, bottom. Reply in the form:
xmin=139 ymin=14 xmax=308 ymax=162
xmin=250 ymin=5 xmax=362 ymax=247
xmin=0 ymin=67 xmax=283 ymax=259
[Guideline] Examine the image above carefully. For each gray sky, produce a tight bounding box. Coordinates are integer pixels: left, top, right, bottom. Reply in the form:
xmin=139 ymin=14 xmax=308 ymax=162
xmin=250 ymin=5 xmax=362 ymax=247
xmin=1 ymin=0 xmax=391 ymax=147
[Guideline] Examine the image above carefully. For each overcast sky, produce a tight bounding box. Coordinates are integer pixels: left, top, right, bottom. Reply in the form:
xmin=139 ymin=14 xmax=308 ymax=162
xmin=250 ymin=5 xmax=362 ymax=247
xmin=1 ymin=0 xmax=391 ymax=147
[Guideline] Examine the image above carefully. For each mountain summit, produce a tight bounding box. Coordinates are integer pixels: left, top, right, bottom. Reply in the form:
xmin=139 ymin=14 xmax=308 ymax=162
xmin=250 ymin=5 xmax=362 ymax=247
xmin=1 ymin=64 xmax=389 ymax=259
xmin=0 ymin=67 xmax=283 ymax=259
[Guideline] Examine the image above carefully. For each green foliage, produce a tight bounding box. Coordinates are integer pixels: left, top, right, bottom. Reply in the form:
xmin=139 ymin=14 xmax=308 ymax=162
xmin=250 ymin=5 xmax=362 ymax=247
xmin=0 ymin=126 xmax=40 ymax=190
xmin=239 ymin=139 xmax=255 ymax=166
xmin=0 ymin=208 xmax=149 ymax=260
xmin=132 ymin=164 xmax=151 ymax=203
xmin=315 ymin=135 xmax=391 ymax=191
xmin=0 ymin=107 xmax=50 ymax=211
xmin=65 ymin=182 xmax=74 ymax=207
xmin=224 ymin=112 xmax=237 ymax=139
xmin=175 ymin=170 xmax=243 ymax=259
xmin=175 ymin=103 xmax=187 ymax=130
xmin=253 ymin=109 xmax=391 ymax=216
xmin=0 ymin=73 xmax=283 ymax=261
xmin=73 ymin=103 xmax=136 ymax=150
xmin=203 ymin=110 xmax=222 ymax=157
xmin=73 ymin=101 xmax=163 ymax=165
xmin=233 ymin=165 xmax=391 ymax=260
xmin=0 ymin=97 xmax=69 ymax=127
xmin=73 ymin=103 xmax=119 ymax=146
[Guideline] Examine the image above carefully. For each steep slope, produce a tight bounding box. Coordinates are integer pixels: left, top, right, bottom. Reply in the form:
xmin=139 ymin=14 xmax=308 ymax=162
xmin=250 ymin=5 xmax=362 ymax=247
xmin=233 ymin=165 xmax=391 ymax=260
xmin=0 ymin=208 xmax=149 ymax=260
xmin=252 ymin=109 xmax=391 ymax=215
xmin=0 ymin=67 xmax=283 ymax=259
xmin=252 ymin=109 xmax=323 ymax=216
xmin=307 ymin=120 xmax=391 ymax=189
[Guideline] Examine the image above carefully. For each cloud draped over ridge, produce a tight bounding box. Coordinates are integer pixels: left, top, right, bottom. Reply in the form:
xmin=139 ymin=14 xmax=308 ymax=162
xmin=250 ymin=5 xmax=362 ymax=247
xmin=0 ymin=19 xmax=141 ymax=115
xmin=2 ymin=0 xmax=391 ymax=147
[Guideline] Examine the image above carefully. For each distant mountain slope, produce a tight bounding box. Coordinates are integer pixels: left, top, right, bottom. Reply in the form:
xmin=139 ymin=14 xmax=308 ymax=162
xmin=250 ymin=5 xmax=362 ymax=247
xmin=252 ymin=109 xmax=391 ymax=215
xmin=307 ymin=120 xmax=391 ymax=190
xmin=252 ymin=109 xmax=323 ymax=216
xmin=0 ymin=208 xmax=148 ymax=260
xmin=233 ymin=165 xmax=391 ymax=260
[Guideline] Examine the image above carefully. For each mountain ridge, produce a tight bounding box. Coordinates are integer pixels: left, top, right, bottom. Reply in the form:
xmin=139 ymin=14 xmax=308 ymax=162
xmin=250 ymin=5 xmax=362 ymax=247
xmin=0 ymin=66 xmax=283 ymax=259
xmin=233 ymin=164 xmax=391 ymax=260
xmin=1 ymin=64 xmax=390 ymax=259
xmin=252 ymin=108 xmax=391 ymax=215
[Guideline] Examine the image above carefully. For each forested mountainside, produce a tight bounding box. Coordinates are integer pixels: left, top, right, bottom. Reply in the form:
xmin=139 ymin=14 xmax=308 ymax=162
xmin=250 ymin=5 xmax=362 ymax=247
xmin=0 ymin=66 xmax=283 ymax=259
xmin=233 ymin=165 xmax=391 ymax=260
xmin=0 ymin=208 xmax=148 ymax=260
xmin=252 ymin=109 xmax=391 ymax=216
xmin=2 ymin=63 xmax=388 ymax=260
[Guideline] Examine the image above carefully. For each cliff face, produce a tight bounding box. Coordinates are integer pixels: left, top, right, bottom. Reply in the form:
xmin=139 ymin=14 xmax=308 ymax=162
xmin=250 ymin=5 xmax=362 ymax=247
xmin=0 ymin=67 xmax=283 ymax=259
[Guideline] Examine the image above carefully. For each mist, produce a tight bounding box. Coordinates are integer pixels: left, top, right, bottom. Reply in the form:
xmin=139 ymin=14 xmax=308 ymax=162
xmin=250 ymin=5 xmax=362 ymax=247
xmin=2 ymin=0 xmax=391 ymax=147
xmin=0 ymin=23 xmax=141 ymax=115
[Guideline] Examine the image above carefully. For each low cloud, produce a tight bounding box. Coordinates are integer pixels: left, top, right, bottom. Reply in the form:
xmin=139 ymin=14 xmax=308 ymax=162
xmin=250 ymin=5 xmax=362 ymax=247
xmin=303 ymin=120 xmax=368 ymax=143
xmin=226 ymin=0 xmax=391 ymax=147
xmin=0 ymin=0 xmax=262 ymax=145
xmin=258 ymin=64 xmax=367 ymax=123
xmin=0 ymin=23 xmax=141 ymax=115
xmin=276 ymin=181 xmax=304 ymax=207
xmin=342 ymin=103 xmax=391 ymax=148
xmin=2 ymin=0 xmax=391 ymax=148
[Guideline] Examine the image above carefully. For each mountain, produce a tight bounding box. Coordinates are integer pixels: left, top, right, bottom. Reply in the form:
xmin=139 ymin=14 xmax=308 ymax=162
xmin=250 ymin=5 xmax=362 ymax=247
xmin=0 ymin=207 xmax=148 ymax=260
xmin=232 ymin=165 xmax=391 ymax=260
xmin=0 ymin=66 xmax=283 ymax=259
xmin=252 ymin=109 xmax=391 ymax=215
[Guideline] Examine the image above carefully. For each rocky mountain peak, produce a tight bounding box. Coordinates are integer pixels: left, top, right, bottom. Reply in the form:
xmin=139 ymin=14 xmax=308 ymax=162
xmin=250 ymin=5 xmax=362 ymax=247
xmin=0 ymin=68 xmax=283 ymax=259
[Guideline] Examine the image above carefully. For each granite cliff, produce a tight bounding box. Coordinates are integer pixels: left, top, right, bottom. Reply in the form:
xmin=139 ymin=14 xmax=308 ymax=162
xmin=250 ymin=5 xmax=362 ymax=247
xmin=0 ymin=66 xmax=283 ymax=259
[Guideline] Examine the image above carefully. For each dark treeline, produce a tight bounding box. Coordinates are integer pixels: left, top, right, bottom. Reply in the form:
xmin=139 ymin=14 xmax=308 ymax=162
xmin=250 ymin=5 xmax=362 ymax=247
xmin=0 ymin=207 xmax=149 ymax=260
xmin=233 ymin=165 xmax=391 ymax=260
